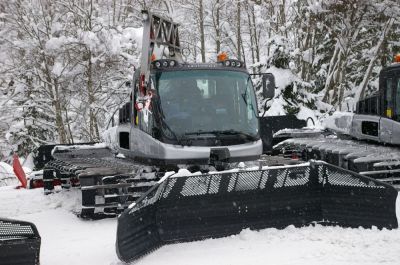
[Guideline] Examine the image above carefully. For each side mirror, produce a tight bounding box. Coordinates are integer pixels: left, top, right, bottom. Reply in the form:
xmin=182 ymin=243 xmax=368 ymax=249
xmin=262 ymin=73 xmax=275 ymax=99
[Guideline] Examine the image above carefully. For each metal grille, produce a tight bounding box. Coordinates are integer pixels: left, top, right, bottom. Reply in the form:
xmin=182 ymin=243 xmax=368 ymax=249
xmin=0 ymin=218 xmax=41 ymax=265
xmin=284 ymin=167 xmax=310 ymax=187
xmin=259 ymin=170 xmax=270 ymax=189
xmin=235 ymin=171 xmax=261 ymax=191
xmin=324 ymin=165 xmax=384 ymax=189
xmin=318 ymin=164 xmax=324 ymax=183
xmin=274 ymin=169 xmax=289 ymax=188
xmin=180 ymin=174 xmax=223 ymax=196
xmin=227 ymin=174 xmax=237 ymax=192
xmin=0 ymin=220 xmax=36 ymax=240
xmin=162 ymin=178 xmax=177 ymax=198
xmin=181 ymin=176 xmax=209 ymax=196
xmin=208 ymin=174 xmax=221 ymax=194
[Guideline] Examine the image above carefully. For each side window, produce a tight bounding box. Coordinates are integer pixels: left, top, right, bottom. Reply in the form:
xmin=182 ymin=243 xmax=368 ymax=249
xmin=359 ymin=100 xmax=365 ymax=114
xmin=365 ymin=98 xmax=370 ymax=114
xmin=385 ymin=78 xmax=393 ymax=118
xmin=134 ymin=82 xmax=139 ymax=126
xmin=370 ymin=97 xmax=377 ymax=115
xmin=246 ymin=81 xmax=257 ymax=119
xmin=396 ymin=78 xmax=400 ymax=121
xmin=134 ymin=77 xmax=154 ymax=135
xmin=142 ymin=80 xmax=155 ymax=134
xmin=361 ymin=121 xmax=379 ymax=137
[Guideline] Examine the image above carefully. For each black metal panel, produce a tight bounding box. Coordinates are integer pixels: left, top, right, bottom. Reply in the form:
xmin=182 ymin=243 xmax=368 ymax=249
xmin=361 ymin=121 xmax=379 ymax=136
xmin=116 ymin=161 xmax=398 ymax=263
xmin=259 ymin=115 xmax=306 ymax=153
xmin=34 ymin=142 xmax=98 ymax=170
xmin=118 ymin=102 xmax=132 ymax=124
xmin=34 ymin=144 xmax=57 ymax=170
xmin=116 ymin=186 xmax=162 ymax=261
xmin=157 ymin=168 xmax=320 ymax=242
xmin=0 ymin=219 xmax=41 ymax=265
xmin=320 ymin=164 xmax=398 ymax=229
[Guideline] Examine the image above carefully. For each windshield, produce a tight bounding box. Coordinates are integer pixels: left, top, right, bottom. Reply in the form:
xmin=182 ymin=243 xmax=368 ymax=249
xmin=153 ymin=70 xmax=259 ymax=140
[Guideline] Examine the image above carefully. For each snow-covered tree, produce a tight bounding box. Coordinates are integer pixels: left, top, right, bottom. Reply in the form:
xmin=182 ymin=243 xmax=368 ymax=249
xmin=0 ymin=0 xmax=400 ymax=158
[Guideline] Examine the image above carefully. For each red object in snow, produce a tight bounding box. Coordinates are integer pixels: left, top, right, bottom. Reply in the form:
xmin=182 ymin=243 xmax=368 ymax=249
xmin=13 ymin=154 xmax=27 ymax=188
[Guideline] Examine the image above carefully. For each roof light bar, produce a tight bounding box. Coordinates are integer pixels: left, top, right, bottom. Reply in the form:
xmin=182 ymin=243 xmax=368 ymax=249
xmin=152 ymin=59 xmax=179 ymax=69
xmin=221 ymin=59 xmax=245 ymax=68
xmin=394 ymin=54 xmax=400 ymax=63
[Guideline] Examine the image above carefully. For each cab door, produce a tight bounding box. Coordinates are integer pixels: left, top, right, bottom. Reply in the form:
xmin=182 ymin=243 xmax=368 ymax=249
xmin=379 ymin=69 xmax=400 ymax=144
xmin=391 ymin=76 xmax=400 ymax=144
xmin=379 ymin=74 xmax=394 ymax=143
xmin=395 ymin=77 xmax=400 ymax=122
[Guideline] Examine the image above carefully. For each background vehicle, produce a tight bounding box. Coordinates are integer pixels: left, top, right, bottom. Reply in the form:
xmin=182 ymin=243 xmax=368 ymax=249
xmin=275 ymin=60 xmax=400 ymax=188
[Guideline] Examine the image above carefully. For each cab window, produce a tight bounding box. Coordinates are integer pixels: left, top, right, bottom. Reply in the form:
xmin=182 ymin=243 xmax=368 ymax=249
xmin=395 ymin=78 xmax=400 ymax=121
xmin=385 ymin=78 xmax=393 ymax=118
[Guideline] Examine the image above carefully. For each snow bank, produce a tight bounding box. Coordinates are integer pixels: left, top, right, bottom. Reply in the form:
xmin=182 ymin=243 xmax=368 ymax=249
xmin=52 ymin=143 xmax=108 ymax=154
xmin=0 ymin=160 xmax=32 ymax=187
xmin=102 ymin=126 xmax=118 ymax=150
xmin=0 ymin=186 xmax=399 ymax=265
xmin=297 ymin=106 xmax=323 ymax=128
xmin=0 ymin=162 xmax=18 ymax=187
xmin=0 ymin=187 xmax=81 ymax=217
xmin=137 ymin=224 xmax=400 ymax=265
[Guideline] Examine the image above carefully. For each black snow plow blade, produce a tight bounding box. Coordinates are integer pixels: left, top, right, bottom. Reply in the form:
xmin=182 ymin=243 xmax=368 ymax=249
xmin=0 ymin=218 xmax=41 ymax=265
xmin=116 ymin=161 xmax=398 ymax=262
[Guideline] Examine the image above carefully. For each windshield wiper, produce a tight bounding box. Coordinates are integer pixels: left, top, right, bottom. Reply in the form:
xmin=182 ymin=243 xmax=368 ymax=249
xmin=161 ymin=120 xmax=193 ymax=146
xmin=185 ymin=130 xmax=257 ymax=141
xmin=241 ymin=76 xmax=258 ymax=117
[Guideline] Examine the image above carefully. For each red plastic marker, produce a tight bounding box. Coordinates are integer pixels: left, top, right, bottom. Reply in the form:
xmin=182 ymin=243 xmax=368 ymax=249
xmin=12 ymin=154 xmax=27 ymax=189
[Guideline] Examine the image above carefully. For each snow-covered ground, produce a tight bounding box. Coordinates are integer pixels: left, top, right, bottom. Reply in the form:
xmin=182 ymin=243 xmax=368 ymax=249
xmin=1 ymin=185 xmax=400 ymax=265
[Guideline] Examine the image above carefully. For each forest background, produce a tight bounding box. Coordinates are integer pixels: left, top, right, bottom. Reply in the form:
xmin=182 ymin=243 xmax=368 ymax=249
xmin=0 ymin=0 xmax=399 ymax=161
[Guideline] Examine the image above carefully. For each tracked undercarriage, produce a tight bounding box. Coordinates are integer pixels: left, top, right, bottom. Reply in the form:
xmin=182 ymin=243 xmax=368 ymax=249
xmin=274 ymin=134 xmax=400 ymax=189
xmin=42 ymin=143 xmax=260 ymax=218
xmin=43 ymin=145 xmax=162 ymax=218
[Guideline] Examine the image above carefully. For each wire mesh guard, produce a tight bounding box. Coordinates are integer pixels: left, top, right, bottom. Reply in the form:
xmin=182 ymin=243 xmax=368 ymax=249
xmin=116 ymin=161 xmax=398 ymax=263
xmin=0 ymin=219 xmax=41 ymax=265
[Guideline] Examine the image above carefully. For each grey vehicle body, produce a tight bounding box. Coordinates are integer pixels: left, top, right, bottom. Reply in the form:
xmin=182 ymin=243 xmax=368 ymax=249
xmin=331 ymin=63 xmax=400 ymax=145
xmin=114 ymin=10 xmax=275 ymax=166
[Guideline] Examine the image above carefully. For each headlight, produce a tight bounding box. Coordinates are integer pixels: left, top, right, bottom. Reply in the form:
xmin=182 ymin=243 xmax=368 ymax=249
xmin=142 ymin=12 xmax=149 ymax=21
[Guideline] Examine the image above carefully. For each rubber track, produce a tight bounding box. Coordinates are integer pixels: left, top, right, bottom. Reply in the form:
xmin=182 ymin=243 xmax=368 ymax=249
xmin=44 ymin=147 xmax=161 ymax=218
xmin=274 ymin=137 xmax=400 ymax=188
